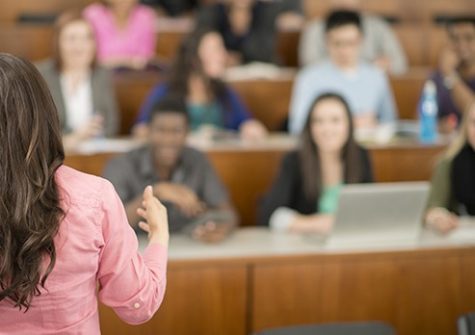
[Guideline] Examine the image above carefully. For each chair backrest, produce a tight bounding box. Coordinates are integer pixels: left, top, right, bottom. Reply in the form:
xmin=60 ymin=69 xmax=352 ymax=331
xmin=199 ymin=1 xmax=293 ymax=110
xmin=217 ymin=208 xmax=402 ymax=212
xmin=458 ymin=313 xmax=475 ymax=335
xmin=254 ymin=322 xmax=396 ymax=335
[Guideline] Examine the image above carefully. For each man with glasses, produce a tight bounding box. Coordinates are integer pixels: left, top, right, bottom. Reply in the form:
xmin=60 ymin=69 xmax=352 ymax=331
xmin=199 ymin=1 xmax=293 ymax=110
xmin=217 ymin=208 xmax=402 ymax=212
xmin=428 ymin=16 xmax=475 ymax=134
xmin=289 ymin=10 xmax=397 ymax=134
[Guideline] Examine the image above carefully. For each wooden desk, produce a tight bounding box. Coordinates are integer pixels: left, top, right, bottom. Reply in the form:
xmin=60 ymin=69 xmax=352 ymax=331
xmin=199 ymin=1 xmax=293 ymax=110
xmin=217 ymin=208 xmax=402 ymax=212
xmin=98 ymin=226 xmax=475 ymax=335
xmin=64 ymin=136 xmax=447 ymax=226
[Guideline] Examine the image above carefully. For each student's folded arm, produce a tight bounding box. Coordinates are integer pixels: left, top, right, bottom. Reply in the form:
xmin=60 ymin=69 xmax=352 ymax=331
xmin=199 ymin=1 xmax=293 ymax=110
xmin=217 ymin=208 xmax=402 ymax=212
xmin=97 ymin=180 xmax=168 ymax=325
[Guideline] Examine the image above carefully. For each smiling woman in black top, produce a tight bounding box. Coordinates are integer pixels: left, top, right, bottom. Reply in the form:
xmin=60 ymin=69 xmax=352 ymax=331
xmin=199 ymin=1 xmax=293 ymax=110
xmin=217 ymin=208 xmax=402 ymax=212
xmin=260 ymin=93 xmax=373 ymax=234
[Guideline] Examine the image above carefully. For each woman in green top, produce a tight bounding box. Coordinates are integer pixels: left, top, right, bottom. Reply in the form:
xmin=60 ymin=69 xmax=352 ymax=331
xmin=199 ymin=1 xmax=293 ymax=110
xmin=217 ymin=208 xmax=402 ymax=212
xmin=425 ymin=103 xmax=475 ymax=234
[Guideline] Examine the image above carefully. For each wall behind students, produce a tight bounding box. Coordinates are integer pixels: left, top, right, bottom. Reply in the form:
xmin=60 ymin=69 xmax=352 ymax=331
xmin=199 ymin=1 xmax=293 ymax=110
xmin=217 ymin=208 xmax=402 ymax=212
xmin=0 ymin=0 xmax=473 ymax=23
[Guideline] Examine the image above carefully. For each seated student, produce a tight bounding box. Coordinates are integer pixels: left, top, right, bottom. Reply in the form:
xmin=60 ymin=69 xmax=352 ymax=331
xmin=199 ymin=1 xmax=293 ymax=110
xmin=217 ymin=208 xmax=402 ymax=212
xmin=425 ymin=102 xmax=475 ymax=234
xmin=104 ymin=96 xmax=236 ymax=242
xmin=134 ymin=28 xmax=267 ymax=139
xmin=195 ymin=0 xmax=301 ymax=65
xmin=299 ymin=0 xmax=408 ymax=74
xmin=37 ymin=11 xmax=119 ymax=153
xmin=260 ymin=93 xmax=373 ymax=233
xmin=289 ymin=10 xmax=397 ymax=135
xmin=425 ymin=16 xmax=475 ymax=134
xmin=84 ymin=0 xmax=156 ymax=69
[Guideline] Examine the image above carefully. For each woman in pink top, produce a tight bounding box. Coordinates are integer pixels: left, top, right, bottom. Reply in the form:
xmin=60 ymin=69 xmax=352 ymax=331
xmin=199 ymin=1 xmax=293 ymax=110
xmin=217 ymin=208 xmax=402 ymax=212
xmin=0 ymin=53 xmax=169 ymax=334
xmin=84 ymin=0 xmax=157 ymax=69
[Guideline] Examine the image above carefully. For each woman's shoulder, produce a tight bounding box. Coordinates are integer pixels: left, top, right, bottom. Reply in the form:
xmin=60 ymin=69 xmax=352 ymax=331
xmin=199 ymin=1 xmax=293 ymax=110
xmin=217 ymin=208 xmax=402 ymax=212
xmin=435 ymin=154 xmax=454 ymax=172
xmin=83 ymin=3 xmax=109 ymax=20
xmin=132 ymin=4 xmax=157 ymax=22
xmin=56 ymin=165 xmax=115 ymax=208
xmin=35 ymin=59 xmax=57 ymax=76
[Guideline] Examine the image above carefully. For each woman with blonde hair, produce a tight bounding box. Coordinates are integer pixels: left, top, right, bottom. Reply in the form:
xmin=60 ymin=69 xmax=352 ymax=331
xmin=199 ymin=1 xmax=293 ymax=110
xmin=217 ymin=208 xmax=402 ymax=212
xmin=425 ymin=102 xmax=475 ymax=234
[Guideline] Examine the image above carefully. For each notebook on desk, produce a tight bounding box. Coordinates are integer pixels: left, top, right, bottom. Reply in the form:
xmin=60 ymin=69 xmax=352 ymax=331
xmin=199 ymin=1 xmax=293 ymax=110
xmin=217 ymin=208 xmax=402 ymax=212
xmin=327 ymin=182 xmax=430 ymax=248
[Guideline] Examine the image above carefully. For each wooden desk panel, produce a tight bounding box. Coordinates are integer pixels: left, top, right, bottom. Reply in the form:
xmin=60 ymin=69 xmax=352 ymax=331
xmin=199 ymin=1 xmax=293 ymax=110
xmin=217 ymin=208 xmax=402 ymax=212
xmin=93 ymin=228 xmax=475 ymax=335
xmin=155 ymin=30 xmax=187 ymax=61
xmin=99 ymin=264 xmax=248 ymax=335
xmin=461 ymin=254 xmax=475 ymax=314
xmin=252 ymin=249 xmax=473 ymax=335
xmin=369 ymin=144 xmax=445 ymax=182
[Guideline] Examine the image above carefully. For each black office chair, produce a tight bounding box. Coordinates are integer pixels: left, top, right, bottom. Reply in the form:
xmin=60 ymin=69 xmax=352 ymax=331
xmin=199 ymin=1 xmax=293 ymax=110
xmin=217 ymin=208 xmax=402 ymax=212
xmin=458 ymin=312 xmax=475 ymax=335
xmin=254 ymin=322 xmax=395 ymax=335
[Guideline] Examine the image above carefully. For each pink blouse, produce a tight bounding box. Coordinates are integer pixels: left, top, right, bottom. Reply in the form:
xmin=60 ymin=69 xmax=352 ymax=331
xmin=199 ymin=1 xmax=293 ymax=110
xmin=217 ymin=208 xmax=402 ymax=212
xmin=84 ymin=3 xmax=157 ymax=62
xmin=0 ymin=165 xmax=167 ymax=334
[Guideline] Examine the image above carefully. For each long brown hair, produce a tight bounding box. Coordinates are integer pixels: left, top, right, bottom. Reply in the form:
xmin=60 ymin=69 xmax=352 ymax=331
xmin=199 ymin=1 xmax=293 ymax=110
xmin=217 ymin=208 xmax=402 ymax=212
xmin=167 ymin=28 xmax=230 ymax=117
xmin=299 ymin=92 xmax=364 ymax=202
xmin=0 ymin=53 xmax=65 ymax=310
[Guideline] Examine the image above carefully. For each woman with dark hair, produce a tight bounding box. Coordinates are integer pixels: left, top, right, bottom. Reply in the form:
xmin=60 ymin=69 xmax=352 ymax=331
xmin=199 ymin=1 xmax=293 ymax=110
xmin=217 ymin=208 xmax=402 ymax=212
xmin=195 ymin=0 xmax=304 ymax=65
xmin=37 ymin=11 xmax=119 ymax=152
xmin=133 ymin=28 xmax=267 ymax=139
xmin=84 ymin=0 xmax=157 ymax=69
xmin=260 ymin=93 xmax=373 ymax=233
xmin=425 ymin=102 xmax=475 ymax=234
xmin=0 ymin=54 xmax=168 ymax=334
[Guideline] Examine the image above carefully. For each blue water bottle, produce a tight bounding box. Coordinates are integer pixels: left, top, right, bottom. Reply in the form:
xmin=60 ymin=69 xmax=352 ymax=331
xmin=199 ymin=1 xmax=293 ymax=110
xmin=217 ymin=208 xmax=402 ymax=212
xmin=419 ymin=80 xmax=438 ymax=144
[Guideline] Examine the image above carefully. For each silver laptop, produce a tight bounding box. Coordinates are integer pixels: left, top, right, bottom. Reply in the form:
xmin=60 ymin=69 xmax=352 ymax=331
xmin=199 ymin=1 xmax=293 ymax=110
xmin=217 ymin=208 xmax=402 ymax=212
xmin=327 ymin=182 xmax=430 ymax=247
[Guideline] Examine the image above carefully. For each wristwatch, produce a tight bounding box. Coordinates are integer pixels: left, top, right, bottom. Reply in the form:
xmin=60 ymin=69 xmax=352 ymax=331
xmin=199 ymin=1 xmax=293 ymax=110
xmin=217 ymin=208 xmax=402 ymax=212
xmin=443 ymin=72 xmax=461 ymax=90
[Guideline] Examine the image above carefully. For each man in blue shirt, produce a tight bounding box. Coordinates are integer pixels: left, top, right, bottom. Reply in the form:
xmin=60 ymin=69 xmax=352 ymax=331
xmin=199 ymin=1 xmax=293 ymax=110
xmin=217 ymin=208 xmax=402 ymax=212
xmin=289 ymin=10 xmax=397 ymax=134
